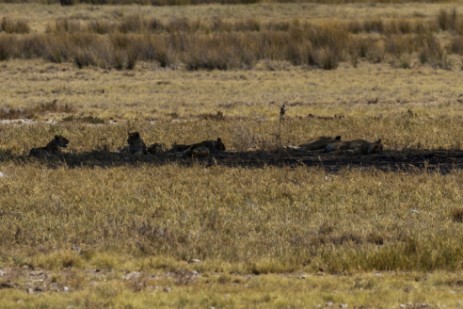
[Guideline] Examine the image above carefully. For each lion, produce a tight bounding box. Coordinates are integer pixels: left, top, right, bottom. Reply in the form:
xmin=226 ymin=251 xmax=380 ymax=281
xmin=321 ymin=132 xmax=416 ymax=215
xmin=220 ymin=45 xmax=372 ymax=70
xmin=324 ymin=138 xmax=346 ymax=153
xmin=29 ymin=135 xmax=69 ymax=157
xmin=300 ymin=135 xmax=341 ymax=151
xmin=343 ymin=139 xmax=383 ymax=155
xmin=171 ymin=138 xmax=226 ymax=158
xmin=147 ymin=143 xmax=166 ymax=155
xmin=325 ymin=138 xmax=383 ymax=155
xmin=190 ymin=138 xmax=226 ymax=153
xmin=190 ymin=146 xmax=210 ymax=159
xmin=122 ymin=131 xmax=147 ymax=155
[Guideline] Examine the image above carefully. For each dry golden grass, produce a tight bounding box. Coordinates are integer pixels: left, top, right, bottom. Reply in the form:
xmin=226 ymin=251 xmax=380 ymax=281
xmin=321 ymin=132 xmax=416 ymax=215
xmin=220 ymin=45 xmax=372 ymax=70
xmin=1 ymin=59 xmax=463 ymax=124
xmin=0 ymin=2 xmax=459 ymax=33
xmin=2 ymin=162 xmax=463 ymax=306
xmin=1 ymin=271 xmax=463 ymax=308
xmin=2 ymin=2 xmax=463 ymax=307
xmin=2 ymin=162 xmax=463 ymax=271
xmin=3 ymin=3 xmax=463 ymax=70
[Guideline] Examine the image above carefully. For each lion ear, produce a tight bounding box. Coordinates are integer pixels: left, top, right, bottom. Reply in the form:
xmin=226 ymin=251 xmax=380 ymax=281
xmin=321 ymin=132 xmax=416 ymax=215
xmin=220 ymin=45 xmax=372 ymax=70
xmin=54 ymin=135 xmax=59 ymax=140
xmin=376 ymin=139 xmax=382 ymax=144
xmin=335 ymin=135 xmax=341 ymax=141
xmin=217 ymin=138 xmax=222 ymax=142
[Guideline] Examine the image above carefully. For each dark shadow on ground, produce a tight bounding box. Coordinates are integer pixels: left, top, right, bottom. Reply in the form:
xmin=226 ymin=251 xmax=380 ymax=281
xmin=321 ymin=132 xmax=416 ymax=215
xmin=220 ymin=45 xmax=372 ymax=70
xmin=5 ymin=148 xmax=463 ymax=174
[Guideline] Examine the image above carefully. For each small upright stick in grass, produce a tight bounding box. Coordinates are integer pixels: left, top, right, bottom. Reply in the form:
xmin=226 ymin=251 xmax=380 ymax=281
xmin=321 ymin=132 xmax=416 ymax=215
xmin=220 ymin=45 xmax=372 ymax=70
xmin=279 ymin=103 xmax=287 ymax=121
xmin=277 ymin=103 xmax=288 ymax=147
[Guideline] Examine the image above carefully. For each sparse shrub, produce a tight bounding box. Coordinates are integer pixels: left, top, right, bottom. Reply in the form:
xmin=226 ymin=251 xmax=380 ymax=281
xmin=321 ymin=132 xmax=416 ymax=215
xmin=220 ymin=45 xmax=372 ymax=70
xmin=0 ymin=35 xmax=16 ymax=60
xmin=166 ymin=17 xmax=192 ymax=32
xmin=198 ymin=111 xmax=226 ymax=121
xmin=0 ymin=100 xmax=74 ymax=119
xmin=347 ymin=20 xmax=363 ymax=34
xmin=306 ymin=22 xmax=348 ymax=56
xmin=451 ymin=207 xmax=463 ymax=223
xmin=331 ymin=231 xmax=363 ymax=245
xmin=448 ymin=36 xmax=463 ymax=54
xmin=0 ymin=106 xmax=33 ymax=119
xmin=235 ymin=18 xmax=260 ymax=32
xmin=286 ymin=41 xmax=313 ymax=66
xmin=418 ymin=33 xmax=446 ymax=67
xmin=385 ymin=35 xmax=414 ymax=57
xmin=266 ymin=21 xmax=290 ymax=32
xmin=70 ymin=34 xmax=114 ymax=69
xmin=349 ymin=50 xmax=359 ymax=67
xmin=313 ymin=47 xmax=339 ymax=70
xmin=147 ymin=17 xmax=164 ymax=32
xmin=42 ymin=34 xmax=71 ymax=63
xmin=397 ymin=54 xmax=413 ymax=69
xmin=437 ymin=8 xmax=457 ymax=32
xmin=0 ymin=17 xmax=30 ymax=34
xmin=136 ymin=35 xmax=175 ymax=67
xmin=18 ymin=35 xmax=46 ymax=58
xmin=256 ymin=31 xmax=288 ymax=61
xmin=396 ymin=20 xmax=413 ymax=34
xmin=126 ymin=49 xmax=138 ymax=70
xmin=118 ymin=15 xmax=145 ymax=33
xmin=349 ymin=37 xmax=371 ymax=59
xmin=62 ymin=115 xmax=105 ymax=124
xmin=34 ymin=251 xmax=83 ymax=269
xmin=73 ymin=50 xmax=95 ymax=68
xmin=184 ymin=33 xmax=256 ymax=70
xmin=34 ymin=99 xmax=74 ymax=114
xmin=154 ymin=42 xmax=174 ymax=67
xmin=367 ymin=232 xmax=385 ymax=245
xmin=88 ymin=20 xmax=113 ymax=34
xmin=366 ymin=39 xmax=386 ymax=63
xmin=363 ymin=19 xmax=384 ymax=33
xmin=49 ymin=18 xmax=83 ymax=33
xmin=113 ymin=48 xmax=138 ymax=70
xmin=415 ymin=21 xmax=434 ymax=33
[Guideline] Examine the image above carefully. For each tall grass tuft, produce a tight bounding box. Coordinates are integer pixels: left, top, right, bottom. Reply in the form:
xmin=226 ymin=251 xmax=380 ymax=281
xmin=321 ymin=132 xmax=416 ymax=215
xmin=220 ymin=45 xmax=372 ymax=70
xmin=3 ymin=11 xmax=463 ymax=70
xmin=437 ymin=8 xmax=457 ymax=31
xmin=418 ymin=33 xmax=449 ymax=68
xmin=0 ymin=17 xmax=30 ymax=34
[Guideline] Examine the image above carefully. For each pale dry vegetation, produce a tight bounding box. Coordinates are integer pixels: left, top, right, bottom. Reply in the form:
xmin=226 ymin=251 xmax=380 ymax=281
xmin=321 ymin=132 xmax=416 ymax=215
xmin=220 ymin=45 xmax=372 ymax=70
xmin=2 ymin=1 xmax=463 ymax=308
xmin=1 ymin=110 xmax=463 ymax=306
xmin=2 ymin=157 xmax=463 ymax=307
xmin=2 ymin=5 xmax=463 ymax=69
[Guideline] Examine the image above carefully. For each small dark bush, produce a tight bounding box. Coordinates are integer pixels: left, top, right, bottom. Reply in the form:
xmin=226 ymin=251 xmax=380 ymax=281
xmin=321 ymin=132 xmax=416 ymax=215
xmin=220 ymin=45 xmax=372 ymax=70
xmin=451 ymin=208 xmax=463 ymax=223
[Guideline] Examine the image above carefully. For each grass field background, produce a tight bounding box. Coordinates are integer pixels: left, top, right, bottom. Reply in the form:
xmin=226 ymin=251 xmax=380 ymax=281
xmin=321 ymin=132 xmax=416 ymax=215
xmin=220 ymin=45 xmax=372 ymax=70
xmin=2 ymin=1 xmax=463 ymax=308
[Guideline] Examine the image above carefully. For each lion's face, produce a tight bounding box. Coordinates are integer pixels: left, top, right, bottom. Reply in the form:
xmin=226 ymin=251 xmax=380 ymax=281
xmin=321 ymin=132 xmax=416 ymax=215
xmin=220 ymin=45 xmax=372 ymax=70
xmin=127 ymin=132 xmax=142 ymax=145
xmin=215 ymin=138 xmax=226 ymax=151
xmin=54 ymin=135 xmax=69 ymax=148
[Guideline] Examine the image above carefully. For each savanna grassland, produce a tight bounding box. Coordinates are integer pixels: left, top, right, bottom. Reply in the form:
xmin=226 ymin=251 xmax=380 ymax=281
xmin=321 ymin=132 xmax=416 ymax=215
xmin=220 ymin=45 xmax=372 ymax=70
xmin=2 ymin=1 xmax=463 ymax=308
